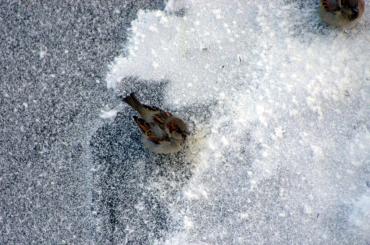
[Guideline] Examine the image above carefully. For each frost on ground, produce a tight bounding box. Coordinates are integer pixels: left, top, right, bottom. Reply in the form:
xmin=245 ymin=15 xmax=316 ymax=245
xmin=107 ymin=0 xmax=370 ymax=244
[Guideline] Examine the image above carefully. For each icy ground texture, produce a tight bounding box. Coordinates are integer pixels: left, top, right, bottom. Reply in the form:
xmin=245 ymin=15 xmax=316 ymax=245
xmin=107 ymin=0 xmax=370 ymax=244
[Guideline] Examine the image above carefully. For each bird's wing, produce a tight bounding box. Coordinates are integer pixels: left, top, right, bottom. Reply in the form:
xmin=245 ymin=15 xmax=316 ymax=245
xmin=152 ymin=111 xmax=173 ymax=129
xmin=133 ymin=116 xmax=168 ymax=144
xmin=322 ymin=0 xmax=341 ymax=12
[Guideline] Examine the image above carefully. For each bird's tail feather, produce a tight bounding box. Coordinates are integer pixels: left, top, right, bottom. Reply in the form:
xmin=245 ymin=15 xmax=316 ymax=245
xmin=122 ymin=93 xmax=144 ymax=114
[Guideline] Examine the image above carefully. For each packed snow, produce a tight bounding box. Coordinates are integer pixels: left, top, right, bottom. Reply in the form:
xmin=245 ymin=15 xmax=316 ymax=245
xmin=107 ymin=0 xmax=370 ymax=244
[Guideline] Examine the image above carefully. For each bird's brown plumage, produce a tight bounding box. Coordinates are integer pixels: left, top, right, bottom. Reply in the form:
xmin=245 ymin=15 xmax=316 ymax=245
xmin=320 ymin=0 xmax=365 ymax=28
xmin=122 ymin=93 xmax=190 ymax=154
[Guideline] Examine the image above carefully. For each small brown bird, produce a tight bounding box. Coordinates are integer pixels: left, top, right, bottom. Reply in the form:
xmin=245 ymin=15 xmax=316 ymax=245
xmin=122 ymin=93 xmax=190 ymax=154
xmin=320 ymin=0 xmax=365 ymax=28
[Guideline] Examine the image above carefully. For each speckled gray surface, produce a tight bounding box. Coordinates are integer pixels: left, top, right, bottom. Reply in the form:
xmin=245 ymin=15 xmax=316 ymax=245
xmin=0 ymin=1 xmax=168 ymax=244
xmin=2 ymin=1 xmax=370 ymax=244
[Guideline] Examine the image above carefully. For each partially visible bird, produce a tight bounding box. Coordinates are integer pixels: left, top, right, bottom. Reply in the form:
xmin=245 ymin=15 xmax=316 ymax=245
xmin=122 ymin=93 xmax=190 ymax=154
xmin=320 ymin=0 xmax=365 ymax=28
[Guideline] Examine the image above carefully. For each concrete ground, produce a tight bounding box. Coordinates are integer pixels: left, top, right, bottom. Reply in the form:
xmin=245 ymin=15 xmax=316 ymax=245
xmin=0 ymin=1 xmax=174 ymax=244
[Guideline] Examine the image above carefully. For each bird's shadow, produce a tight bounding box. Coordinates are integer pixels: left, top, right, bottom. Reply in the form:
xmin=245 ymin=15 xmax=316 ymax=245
xmin=90 ymin=78 xmax=196 ymax=244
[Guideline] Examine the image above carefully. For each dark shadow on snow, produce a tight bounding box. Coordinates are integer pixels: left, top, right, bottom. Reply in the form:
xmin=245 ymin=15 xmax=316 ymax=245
xmin=90 ymin=79 xmax=194 ymax=244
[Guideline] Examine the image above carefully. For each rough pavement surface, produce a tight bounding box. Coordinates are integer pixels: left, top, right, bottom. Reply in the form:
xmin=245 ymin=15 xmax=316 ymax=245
xmin=0 ymin=1 xmax=169 ymax=244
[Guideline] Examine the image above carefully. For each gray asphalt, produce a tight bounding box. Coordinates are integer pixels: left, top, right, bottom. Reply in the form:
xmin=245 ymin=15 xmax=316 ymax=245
xmin=0 ymin=1 xmax=185 ymax=244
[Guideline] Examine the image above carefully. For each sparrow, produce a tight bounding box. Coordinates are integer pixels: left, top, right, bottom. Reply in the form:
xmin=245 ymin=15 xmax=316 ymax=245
xmin=320 ymin=0 xmax=365 ymax=28
xmin=122 ymin=93 xmax=190 ymax=154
